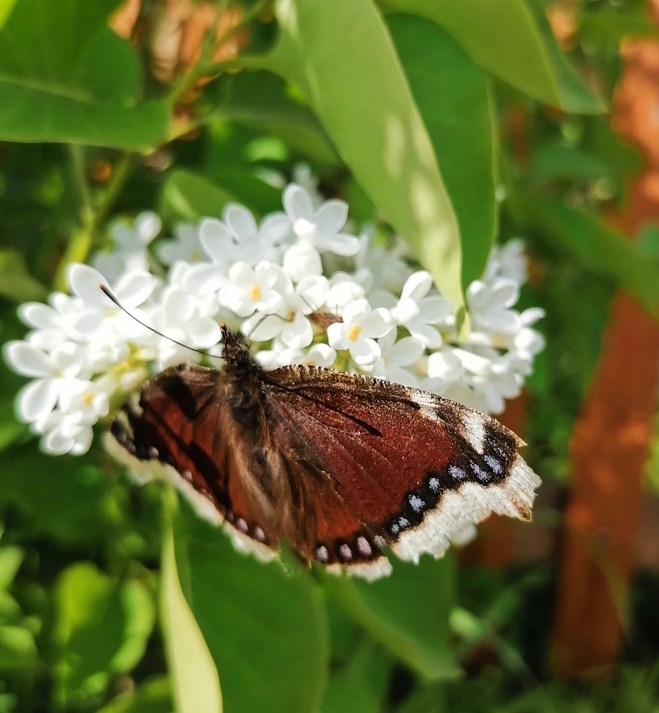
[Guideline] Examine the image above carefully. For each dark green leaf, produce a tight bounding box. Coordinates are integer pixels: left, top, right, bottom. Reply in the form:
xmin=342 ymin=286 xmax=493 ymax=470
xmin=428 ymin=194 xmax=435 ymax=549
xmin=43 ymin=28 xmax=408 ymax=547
xmin=384 ymin=0 xmax=604 ymax=114
xmin=0 ymin=546 xmax=23 ymax=590
xmin=209 ymin=168 xmax=283 ymax=217
xmin=388 ymin=14 xmax=497 ymax=286
xmin=325 ymin=555 xmax=459 ymax=681
xmin=180 ymin=510 xmax=329 ymax=713
xmin=0 ymin=624 xmax=38 ymax=670
xmin=0 ymin=0 xmax=169 ymax=148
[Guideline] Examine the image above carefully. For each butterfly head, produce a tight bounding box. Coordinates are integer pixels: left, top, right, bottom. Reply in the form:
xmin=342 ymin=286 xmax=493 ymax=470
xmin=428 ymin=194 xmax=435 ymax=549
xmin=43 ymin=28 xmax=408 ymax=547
xmin=220 ymin=323 xmax=261 ymax=377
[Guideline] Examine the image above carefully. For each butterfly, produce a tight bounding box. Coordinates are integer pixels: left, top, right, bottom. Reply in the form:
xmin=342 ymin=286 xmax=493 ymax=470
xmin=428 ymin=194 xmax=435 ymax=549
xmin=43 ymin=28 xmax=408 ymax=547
xmin=106 ymin=325 xmax=541 ymax=580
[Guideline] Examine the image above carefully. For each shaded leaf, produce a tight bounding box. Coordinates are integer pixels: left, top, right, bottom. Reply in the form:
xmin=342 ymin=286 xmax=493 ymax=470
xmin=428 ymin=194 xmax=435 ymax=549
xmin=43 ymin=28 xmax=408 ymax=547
xmin=388 ymin=14 xmax=497 ymax=286
xmin=268 ymin=0 xmax=466 ymax=323
xmin=98 ymin=676 xmax=173 ymax=713
xmin=0 ymin=0 xmax=169 ymax=148
xmin=209 ymin=168 xmax=283 ymax=217
xmin=205 ymin=71 xmax=340 ymax=165
xmin=160 ymin=170 xmax=237 ymax=224
xmin=180 ymin=508 xmax=329 ymax=713
xmin=161 ymin=523 xmax=222 ymax=713
xmin=0 ymin=546 xmax=23 ymax=590
xmin=324 ymin=555 xmax=459 ymax=681
xmin=0 ymin=624 xmax=38 ymax=670
xmin=384 ymin=0 xmax=604 ymax=114
xmin=0 ymin=249 xmax=48 ymax=303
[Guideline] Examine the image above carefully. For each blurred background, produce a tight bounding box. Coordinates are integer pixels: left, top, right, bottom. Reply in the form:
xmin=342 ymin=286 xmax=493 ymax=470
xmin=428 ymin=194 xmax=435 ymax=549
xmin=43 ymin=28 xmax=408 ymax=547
xmin=3 ymin=0 xmax=659 ymax=711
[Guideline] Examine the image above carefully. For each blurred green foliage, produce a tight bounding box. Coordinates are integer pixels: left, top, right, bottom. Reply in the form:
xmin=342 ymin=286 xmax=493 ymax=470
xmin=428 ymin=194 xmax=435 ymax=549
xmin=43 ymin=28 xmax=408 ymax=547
xmin=1 ymin=0 xmax=659 ymax=711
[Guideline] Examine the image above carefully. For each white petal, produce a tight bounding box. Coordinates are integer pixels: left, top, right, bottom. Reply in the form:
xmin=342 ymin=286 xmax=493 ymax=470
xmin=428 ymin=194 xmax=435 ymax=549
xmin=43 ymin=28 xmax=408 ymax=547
xmin=323 ymin=232 xmax=360 ymax=257
xmin=359 ymin=308 xmax=393 ymax=339
xmin=327 ymin=322 xmax=348 ymax=350
xmin=401 ymin=271 xmax=432 ymax=302
xmin=68 ymin=263 xmax=110 ymax=307
xmin=228 ymin=262 xmax=255 ymax=287
xmin=186 ymin=318 xmax=222 ymax=348
xmin=219 ymin=283 xmax=254 ymax=317
xmin=387 ymin=365 xmax=419 ymax=387
xmin=17 ymin=379 xmax=59 ymax=422
xmin=182 ymin=263 xmax=225 ymax=295
xmin=307 ymin=343 xmax=336 ymax=368
xmin=427 ymin=349 xmax=465 ymax=381
xmin=113 ymin=270 xmax=155 ymax=308
xmin=350 ymin=338 xmax=380 ymax=366
xmin=283 ymin=243 xmax=322 ymax=282
xmin=71 ymin=309 xmax=104 ymax=335
xmin=18 ymin=303 xmax=58 ymax=330
xmin=242 ymin=313 xmax=284 ymax=342
xmin=42 ymin=427 xmax=74 ymax=455
xmin=259 ymin=213 xmax=291 ymax=245
xmin=409 ymin=323 xmax=443 ymax=349
xmin=297 ymin=276 xmax=329 ymax=314
xmin=314 ymin=200 xmax=348 ymax=235
xmin=224 ymin=203 xmax=258 ymax=241
xmin=199 ymin=218 xmax=233 ymax=261
xmin=520 ymin=307 xmax=545 ymax=326
xmin=490 ymin=279 xmax=519 ymax=309
xmin=342 ymin=299 xmax=372 ymax=325
xmin=417 ymin=296 xmax=452 ymax=325
xmin=164 ymin=289 xmax=195 ymax=324
xmin=4 ymin=341 xmax=53 ymax=377
xmin=391 ymin=297 xmax=420 ymax=326
xmin=453 ymin=348 xmax=491 ymax=376
xmin=281 ymin=313 xmax=313 ymax=349
xmin=70 ymin=426 xmax=94 ymax=455
xmin=115 ymin=308 xmax=152 ymax=339
xmin=135 ymin=211 xmax=161 ymax=243
xmin=480 ymin=309 xmax=522 ymax=334
xmin=283 ymin=184 xmax=314 ymax=222
xmin=389 ymin=336 xmax=425 ymax=367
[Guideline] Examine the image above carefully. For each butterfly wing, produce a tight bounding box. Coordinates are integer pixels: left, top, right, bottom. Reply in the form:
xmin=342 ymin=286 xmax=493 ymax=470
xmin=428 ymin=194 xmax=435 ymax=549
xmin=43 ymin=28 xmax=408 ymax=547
xmin=262 ymin=364 xmax=540 ymax=573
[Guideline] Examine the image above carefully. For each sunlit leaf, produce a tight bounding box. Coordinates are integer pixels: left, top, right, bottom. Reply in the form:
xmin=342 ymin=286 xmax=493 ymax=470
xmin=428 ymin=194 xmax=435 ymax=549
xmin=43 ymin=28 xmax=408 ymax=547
xmin=0 ymin=248 xmax=48 ymax=303
xmin=0 ymin=624 xmax=38 ymax=670
xmin=98 ymin=676 xmax=173 ymax=713
xmin=0 ymin=546 xmax=23 ymax=590
xmin=160 ymin=170 xmax=237 ymax=224
xmin=160 ymin=523 xmax=222 ymax=713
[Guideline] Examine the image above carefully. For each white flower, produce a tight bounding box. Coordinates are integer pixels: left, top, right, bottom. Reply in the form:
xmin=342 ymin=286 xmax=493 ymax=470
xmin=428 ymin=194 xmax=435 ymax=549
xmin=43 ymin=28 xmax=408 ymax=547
xmin=158 ymin=223 xmax=204 ymax=265
xmin=243 ymin=275 xmax=329 ymax=349
xmin=94 ymin=211 xmax=161 ymax=282
xmin=283 ymin=184 xmax=359 ymax=256
xmin=33 ymin=409 xmax=94 ymax=456
xmin=256 ymin=342 xmax=337 ymax=369
xmin=4 ymin=341 xmax=87 ymax=423
xmin=371 ymin=330 xmax=424 ymax=387
xmin=355 ymin=229 xmax=412 ymax=294
xmin=327 ymin=299 xmax=392 ymax=366
xmin=424 ymin=348 xmax=466 ymax=391
xmin=59 ymin=379 xmax=110 ymax=424
xmin=292 ymin=163 xmax=323 ymax=208
xmin=282 ymin=243 xmax=323 ymax=283
xmin=485 ymin=239 xmax=527 ymax=284
xmin=326 ymin=274 xmax=366 ymax=316
xmin=68 ymin=264 xmax=155 ymax=339
xmin=390 ymin=272 xmax=452 ymax=348
xmin=219 ymin=262 xmax=284 ymax=318
xmin=19 ymin=292 xmax=83 ymax=349
xmin=467 ymin=278 xmax=522 ymax=335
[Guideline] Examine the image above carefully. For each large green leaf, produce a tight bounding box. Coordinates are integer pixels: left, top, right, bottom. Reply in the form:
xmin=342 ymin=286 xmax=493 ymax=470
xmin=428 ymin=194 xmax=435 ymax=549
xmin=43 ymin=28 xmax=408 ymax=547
xmin=0 ymin=248 xmax=48 ymax=303
xmin=267 ymin=0 xmax=466 ymax=323
xmin=515 ymin=195 xmax=659 ymax=316
xmin=388 ymin=14 xmax=497 ymax=286
xmin=160 ymin=170 xmax=238 ymax=224
xmin=98 ymin=676 xmax=173 ymax=713
xmin=0 ymin=0 xmax=169 ymax=148
xmin=324 ymin=556 xmax=459 ymax=681
xmin=52 ymin=562 xmax=155 ymax=706
xmin=0 ymin=624 xmax=37 ymax=670
xmin=180 ymin=510 xmax=329 ymax=713
xmin=205 ymin=71 xmax=340 ymax=165
xmin=383 ymin=0 xmax=604 ymax=114
xmin=160 ymin=523 xmax=222 ymax=713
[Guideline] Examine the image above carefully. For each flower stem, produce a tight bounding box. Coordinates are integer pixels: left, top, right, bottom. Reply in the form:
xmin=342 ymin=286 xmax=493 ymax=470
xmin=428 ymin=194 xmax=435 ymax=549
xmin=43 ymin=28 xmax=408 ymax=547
xmin=54 ymin=152 xmax=136 ymax=292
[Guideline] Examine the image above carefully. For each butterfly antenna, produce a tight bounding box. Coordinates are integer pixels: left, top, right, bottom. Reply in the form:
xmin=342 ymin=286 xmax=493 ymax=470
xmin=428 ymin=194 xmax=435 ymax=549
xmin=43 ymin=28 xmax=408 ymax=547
xmin=99 ymin=285 xmax=223 ymax=359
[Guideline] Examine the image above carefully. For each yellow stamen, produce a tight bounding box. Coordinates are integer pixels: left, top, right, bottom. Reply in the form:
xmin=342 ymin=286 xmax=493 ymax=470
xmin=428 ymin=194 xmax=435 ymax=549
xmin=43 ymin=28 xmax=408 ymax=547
xmin=190 ymin=250 xmax=201 ymax=262
xmin=347 ymin=324 xmax=362 ymax=342
xmin=250 ymin=284 xmax=262 ymax=301
xmin=83 ymin=392 xmax=94 ymax=405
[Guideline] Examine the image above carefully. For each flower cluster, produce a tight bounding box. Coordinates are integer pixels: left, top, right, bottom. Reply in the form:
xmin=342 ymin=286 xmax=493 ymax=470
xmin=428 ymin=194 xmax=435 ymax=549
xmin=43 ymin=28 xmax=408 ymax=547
xmin=4 ymin=178 xmax=544 ymax=456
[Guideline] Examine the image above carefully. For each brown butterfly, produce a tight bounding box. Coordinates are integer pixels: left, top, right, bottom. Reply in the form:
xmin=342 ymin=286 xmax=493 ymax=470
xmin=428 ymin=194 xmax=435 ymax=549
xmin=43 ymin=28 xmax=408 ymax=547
xmin=106 ymin=326 xmax=541 ymax=580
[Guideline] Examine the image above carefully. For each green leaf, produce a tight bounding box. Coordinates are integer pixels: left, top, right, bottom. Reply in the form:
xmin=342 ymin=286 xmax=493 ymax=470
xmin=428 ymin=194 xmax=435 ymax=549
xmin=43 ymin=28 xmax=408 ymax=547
xmin=98 ymin=676 xmax=173 ymax=713
xmin=0 ymin=546 xmax=23 ymax=590
xmin=53 ymin=563 xmax=155 ymax=705
xmin=515 ymin=194 xmax=659 ymax=315
xmin=383 ymin=0 xmax=604 ymax=114
xmin=205 ymin=71 xmax=340 ymax=165
xmin=268 ymin=0 xmax=466 ymax=323
xmin=180 ymin=510 xmax=329 ymax=713
xmin=160 ymin=523 xmax=222 ymax=713
xmin=160 ymin=170 xmax=237 ymax=224
xmin=322 ymin=641 xmax=390 ymax=713
xmin=208 ymin=169 xmax=283 ymax=217
xmin=387 ymin=14 xmax=497 ymax=286
xmin=0 ymin=0 xmax=169 ymax=148
xmin=0 ymin=624 xmax=38 ymax=670
xmin=0 ymin=248 xmax=48 ymax=303
xmin=0 ymin=0 xmax=17 ymax=28
xmin=325 ymin=555 xmax=459 ymax=681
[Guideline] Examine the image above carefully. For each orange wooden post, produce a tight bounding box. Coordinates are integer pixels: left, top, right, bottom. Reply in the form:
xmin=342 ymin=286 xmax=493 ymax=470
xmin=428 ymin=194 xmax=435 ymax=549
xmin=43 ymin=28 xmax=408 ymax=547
xmin=550 ymin=27 xmax=659 ymax=675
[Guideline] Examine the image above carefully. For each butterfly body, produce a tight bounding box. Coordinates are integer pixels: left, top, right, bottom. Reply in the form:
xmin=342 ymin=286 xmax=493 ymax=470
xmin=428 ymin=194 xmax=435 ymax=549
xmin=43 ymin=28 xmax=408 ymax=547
xmin=107 ymin=328 xmax=541 ymax=580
